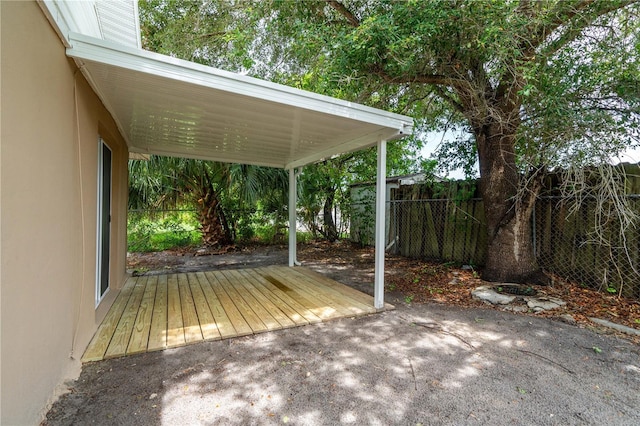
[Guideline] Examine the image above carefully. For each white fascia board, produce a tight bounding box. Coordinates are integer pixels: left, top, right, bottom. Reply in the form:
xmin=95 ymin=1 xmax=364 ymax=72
xmin=66 ymin=33 xmax=415 ymax=131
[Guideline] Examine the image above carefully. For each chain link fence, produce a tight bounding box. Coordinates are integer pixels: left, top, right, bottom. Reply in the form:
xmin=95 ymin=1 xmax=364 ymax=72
xmin=353 ymin=196 xmax=640 ymax=299
xmin=534 ymin=196 xmax=640 ymax=298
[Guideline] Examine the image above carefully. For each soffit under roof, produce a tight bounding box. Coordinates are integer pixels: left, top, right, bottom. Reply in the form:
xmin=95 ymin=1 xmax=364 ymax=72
xmin=66 ymin=33 xmax=413 ymax=169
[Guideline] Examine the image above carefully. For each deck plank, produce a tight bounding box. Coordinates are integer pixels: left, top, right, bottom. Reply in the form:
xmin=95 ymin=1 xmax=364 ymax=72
xmin=221 ymin=270 xmax=288 ymax=331
xmin=104 ymin=277 xmax=147 ymax=359
xmin=295 ymin=267 xmax=377 ymax=307
xmin=127 ymin=276 xmax=158 ymax=355
xmin=299 ymin=267 xmax=394 ymax=311
xmin=275 ymin=267 xmax=377 ymax=315
xmin=83 ymin=267 xmax=387 ymax=362
xmin=187 ymin=273 xmax=221 ymax=341
xmin=166 ymin=274 xmax=186 ymax=348
xmin=233 ymin=269 xmax=298 ymax=329
xmin=82 ymin=277 xmax=136 ymax=362
xmin=178 ymin=273 xmax=203 ymax=343
xmin=215 ymin=271 xmax=270 ymax=333
xmin=221 ymin=270 xmax=282 ymax=332
xmin=196 ymin=272 xmax=237 ymax=339
xmin=249 ymin=269 xmax=324 ymax=323
xmin=259 ymin=267 xmax=351 ymax=320
xmin=204 ymin=271 xmax=253 ymax=337
xmin=147 ymin=274 xmax=168 ymax=351
xmin=237 ymin=269 xmax=312 ymax=326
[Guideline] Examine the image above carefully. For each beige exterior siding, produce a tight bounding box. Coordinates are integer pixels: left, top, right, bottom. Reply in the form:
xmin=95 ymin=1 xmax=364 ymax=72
xmin=1 ymin=2 xmax=129 ymax=424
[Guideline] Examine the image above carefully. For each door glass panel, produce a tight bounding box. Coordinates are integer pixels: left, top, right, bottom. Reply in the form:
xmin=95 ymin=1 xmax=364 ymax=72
xmin=98 ymin=141 xmax=112 ymax=302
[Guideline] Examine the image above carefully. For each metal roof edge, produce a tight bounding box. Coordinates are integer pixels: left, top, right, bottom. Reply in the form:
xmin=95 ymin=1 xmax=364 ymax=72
xmin=66 ymin=32 xmax=415 ymax=132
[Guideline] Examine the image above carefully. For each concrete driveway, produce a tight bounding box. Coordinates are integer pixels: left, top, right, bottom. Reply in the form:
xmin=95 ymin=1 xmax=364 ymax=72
xmin=44 ymin=301 xmax=640 ymax=425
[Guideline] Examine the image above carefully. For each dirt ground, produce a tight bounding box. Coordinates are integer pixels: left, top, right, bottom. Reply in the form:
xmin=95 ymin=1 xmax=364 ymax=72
xmin=43 ymin=242 xmax=640 ymax=425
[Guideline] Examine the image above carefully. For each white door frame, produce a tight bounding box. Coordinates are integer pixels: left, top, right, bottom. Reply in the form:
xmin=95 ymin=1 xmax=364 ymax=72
xmin=96 ymin=138 xmax=112 ymax=305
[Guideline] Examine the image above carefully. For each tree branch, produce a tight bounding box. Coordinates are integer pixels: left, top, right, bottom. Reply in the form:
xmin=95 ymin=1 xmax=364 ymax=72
xmin=400 ymin=89 xmax=435 ymax=115
xmin=369 ymin=66 xmax=454 ymax=87
xmin=544 ymin=3 xmax=635 ymax=58
xmin=525 ymin=0 xmax=637 ymax=59
xmin=195 ymin=31 xmax=227 ymax=39
xmin=433 ymin=86 xmax=465 ymax=114
xmin=325 ymin=0 xmax=360 ymax=27
xmin=522 ymin=0 xmax=595 ymax=55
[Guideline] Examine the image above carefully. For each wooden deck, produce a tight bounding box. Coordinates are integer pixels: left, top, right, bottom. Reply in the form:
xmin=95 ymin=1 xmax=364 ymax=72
xmin=82 ymin=266 xmax=387 ymax=362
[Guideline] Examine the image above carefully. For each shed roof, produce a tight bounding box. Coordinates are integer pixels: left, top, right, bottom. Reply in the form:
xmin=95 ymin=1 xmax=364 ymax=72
xmin=66 ymin=33 xmax=413 ymax=169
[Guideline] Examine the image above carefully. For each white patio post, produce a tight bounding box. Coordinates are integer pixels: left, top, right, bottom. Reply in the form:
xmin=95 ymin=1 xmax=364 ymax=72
xmin=374 ymin=139 xmax=387 ymax=309
xmin=288 ymin=168 xmax=297 ymax=267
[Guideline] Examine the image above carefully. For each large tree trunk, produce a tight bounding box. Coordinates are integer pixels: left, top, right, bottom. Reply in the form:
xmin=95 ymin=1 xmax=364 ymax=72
xmin=474 ymin=121 xmax=547 ymax=284
xmin=320 ymin=188 xmax=339 ymax=242
xmin=198 ymin=188 xmax=232 ymax=247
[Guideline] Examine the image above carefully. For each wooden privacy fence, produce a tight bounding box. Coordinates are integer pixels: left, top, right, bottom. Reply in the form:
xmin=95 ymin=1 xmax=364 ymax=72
xmin=388 ymin=198 xmax=487 ymax=267
xmin=385 ymin=180 xmax=486 ymax=267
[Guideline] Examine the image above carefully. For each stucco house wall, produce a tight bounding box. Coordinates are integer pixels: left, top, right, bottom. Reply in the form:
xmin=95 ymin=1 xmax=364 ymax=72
xmin=1 ymin=2 xmax=129 ymax=423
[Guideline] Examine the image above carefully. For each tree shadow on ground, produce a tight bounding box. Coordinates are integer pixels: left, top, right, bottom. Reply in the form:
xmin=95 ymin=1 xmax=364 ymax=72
xmin=45 ymin=302 xmax=640 ymax=425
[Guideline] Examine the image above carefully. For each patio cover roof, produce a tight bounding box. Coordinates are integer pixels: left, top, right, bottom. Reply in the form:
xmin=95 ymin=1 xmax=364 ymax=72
xmin=66 ymin=33 xmax=413 ymax=169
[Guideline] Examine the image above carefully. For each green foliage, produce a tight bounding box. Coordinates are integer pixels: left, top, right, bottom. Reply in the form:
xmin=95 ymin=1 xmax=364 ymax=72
xmin=139 ymin=0 xmax=257 ymax=72
xmin=289 ymin=0 xmax=638 ymax=171
xmin=137 ymin=1 xmax=640 ymax=277
xmin=296 ymin=139 xmax=423 ymax=242
xmin=127 ymin=210 xmax=201 ymax=252
xmin=138 ymin=0 xmax=427 ymax=243
xmin=139 ymin=0 xmax=640 ymax=176
xmin=235 ymin=207 xmax=286 ymax=243
xmin=127 ymin=206 xmax=309 ymax=251
xmin=129 ymin=156 xmax=288 ymax=247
